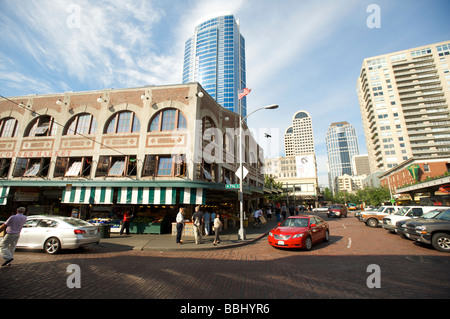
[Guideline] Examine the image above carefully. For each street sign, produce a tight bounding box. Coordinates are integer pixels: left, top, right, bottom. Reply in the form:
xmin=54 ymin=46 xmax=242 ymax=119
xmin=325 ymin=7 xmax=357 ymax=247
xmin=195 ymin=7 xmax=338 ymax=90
xmin=235 ymin=166 xmax=248 ymax=180
xmin=226 ymin=184 xmax=240 ymax=189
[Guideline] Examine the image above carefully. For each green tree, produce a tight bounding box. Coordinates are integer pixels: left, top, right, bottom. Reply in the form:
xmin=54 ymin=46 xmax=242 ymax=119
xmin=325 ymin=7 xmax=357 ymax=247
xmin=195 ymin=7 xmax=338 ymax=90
xmin=356 ymin=186 xmax=391 ymax=206
xmin=323 ymin=187 xmax=333 ymax=201
xmin=264 ymin=175 xmax=284 ymax=203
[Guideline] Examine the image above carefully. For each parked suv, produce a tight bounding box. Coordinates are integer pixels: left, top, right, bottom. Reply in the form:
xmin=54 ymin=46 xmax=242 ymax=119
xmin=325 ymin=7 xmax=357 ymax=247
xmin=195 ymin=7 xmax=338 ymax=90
xmin=360 ymin=206 xmax=400 ymax=227
xmin=405 ymin=209 xmax=450 ymax=252
xmin=382 ymin=206 xmax=450 ymax=233
xmin=327 ymin=204 xmax=347 ymax=218
xmin=396 ymin=209 xmax=447 ymax=238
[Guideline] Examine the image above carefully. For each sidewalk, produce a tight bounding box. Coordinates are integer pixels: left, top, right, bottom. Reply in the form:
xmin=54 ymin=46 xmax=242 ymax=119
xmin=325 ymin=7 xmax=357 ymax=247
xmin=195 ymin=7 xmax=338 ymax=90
xmin=100 ymin=218 xmax=278 ymax=251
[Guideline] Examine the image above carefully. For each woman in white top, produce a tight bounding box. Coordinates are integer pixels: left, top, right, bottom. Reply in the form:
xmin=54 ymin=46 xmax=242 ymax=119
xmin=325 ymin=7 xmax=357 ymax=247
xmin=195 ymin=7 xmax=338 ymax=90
xmin=213 ymin=213 xmax=223 ymax=246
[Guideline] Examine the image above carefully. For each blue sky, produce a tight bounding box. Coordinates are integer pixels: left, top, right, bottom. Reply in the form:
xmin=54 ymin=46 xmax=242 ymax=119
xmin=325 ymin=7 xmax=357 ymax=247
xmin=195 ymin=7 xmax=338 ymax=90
xmin=0 ymin=0 xmax=449 ymax=187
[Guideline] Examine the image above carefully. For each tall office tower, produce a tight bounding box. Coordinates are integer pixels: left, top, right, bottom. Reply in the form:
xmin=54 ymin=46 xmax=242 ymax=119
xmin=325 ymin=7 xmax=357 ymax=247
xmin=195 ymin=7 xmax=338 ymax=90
xmin=357 ymin=41 xmax=450 ymax=173
xmin=182 ymin=12 xmax=247 ymax=117
xmin=326 ymin=121 xmax=360 ymax=193
xmin=280 ymin=110 xmax=318 ymax=204
xmin=284 ymin=110 xmax=315 ymax=156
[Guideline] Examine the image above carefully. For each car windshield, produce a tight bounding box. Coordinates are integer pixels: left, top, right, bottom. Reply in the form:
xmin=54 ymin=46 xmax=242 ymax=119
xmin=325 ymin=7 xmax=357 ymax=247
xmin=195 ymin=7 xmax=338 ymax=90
xmin=435 ymin=210 xmax=450 ymax=221
xmin=329 ymin=205 xmax=340 ymax=209
xmin=62 ymin=217 xmax=93 ymax=227
xmin=376 ymin=207 xmax=385 ymax=212
xmin=281 ymin=218 xmax=309 ymax=227
xmin=422 ymin=210 xmax=445 ymax=219
xmin=394 ymin=207 xmax=410 ymax=216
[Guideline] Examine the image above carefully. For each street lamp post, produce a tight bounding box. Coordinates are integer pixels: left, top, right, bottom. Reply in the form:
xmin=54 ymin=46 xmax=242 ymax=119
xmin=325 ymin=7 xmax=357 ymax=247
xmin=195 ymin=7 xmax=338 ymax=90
xmin=238 ymin=104 xmax=278 ymax=241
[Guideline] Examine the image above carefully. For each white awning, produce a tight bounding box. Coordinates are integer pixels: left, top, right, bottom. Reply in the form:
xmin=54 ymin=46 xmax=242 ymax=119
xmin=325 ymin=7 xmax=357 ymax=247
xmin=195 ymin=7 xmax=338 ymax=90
xmin=116 ymin=187 xmax=206 ymax=205
xmin=62 ymin=186 xmax=113 ymax=204
xmin=0 ymin=186 xmax=10 ymax=205
xmin=179 ymin=188 xmax=205 ymax=205
xmin=117 ymin=187 xmax=177 ymax=205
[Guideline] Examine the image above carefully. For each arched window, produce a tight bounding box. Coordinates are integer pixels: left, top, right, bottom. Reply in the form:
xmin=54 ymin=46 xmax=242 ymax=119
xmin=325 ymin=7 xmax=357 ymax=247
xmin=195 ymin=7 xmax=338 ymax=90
xmin=25 ymin=115 xmax=57 ymax=137
xmin=105 ymin=111 xmax=140 ymax=134
xmin=202 ymin=116 xmax=216 ymax=141
xmin=64 ymin=113 xmax=97 ymax=135
xmin=0 ymin=117 xmax=19 ymax=137
xmin=149 ymin=108 xmax=187 ymax=132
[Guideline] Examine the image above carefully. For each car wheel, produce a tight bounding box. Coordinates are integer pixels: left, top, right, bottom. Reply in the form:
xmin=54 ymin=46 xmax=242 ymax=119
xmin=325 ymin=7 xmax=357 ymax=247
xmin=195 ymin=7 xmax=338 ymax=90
xmin=304 ymin=236 xmax=312 ymax=251
xmin=324 ymin=230 xmax=330 ymax=242
xmin=44 ymin=237 xmax=61 ymax=254
xmin=431 ymin=233 xmax=450 ymax=252
xmin=366 ymin=218 xmax=378 ymax=227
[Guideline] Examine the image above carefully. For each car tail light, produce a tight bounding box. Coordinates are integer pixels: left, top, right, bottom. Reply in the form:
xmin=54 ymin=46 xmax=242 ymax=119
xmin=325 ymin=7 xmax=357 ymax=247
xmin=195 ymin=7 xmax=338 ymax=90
xmin=74 ymin=229 xmax=86 ymax=235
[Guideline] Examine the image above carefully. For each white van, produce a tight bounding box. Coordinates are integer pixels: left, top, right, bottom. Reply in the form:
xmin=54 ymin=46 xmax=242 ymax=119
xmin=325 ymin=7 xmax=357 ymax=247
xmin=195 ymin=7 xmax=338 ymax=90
xmin=382 ymin=206 xmax=450 ymax=233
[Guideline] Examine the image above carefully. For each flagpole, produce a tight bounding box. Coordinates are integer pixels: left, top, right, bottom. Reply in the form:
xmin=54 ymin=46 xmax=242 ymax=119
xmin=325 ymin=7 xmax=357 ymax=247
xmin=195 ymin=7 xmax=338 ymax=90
xmin=236 ymin=88 xmax=278 ymax=241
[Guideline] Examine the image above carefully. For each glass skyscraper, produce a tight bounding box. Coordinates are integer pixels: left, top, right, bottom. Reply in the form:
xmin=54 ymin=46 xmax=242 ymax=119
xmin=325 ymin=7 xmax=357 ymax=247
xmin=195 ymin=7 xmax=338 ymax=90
xmin=326 ymin=121 xmax=360 ymax=193
xmin=182 ymin=13 xmax=247 ymax=117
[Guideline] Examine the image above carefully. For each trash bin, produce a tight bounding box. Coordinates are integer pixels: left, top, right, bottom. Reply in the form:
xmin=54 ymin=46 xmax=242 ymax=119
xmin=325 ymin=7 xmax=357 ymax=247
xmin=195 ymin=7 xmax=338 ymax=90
xmin=99 ymin=224 xmax=111 ymax=238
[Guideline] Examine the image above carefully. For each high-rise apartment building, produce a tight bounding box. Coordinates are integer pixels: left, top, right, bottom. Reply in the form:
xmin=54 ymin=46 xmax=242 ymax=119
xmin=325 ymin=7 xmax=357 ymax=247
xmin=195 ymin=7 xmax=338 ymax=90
xmin=357 ymin=41 xmax=450 ymax=173
xmin=325 ymin=121 xmax=360 ymax=193
xmin=182 ymin=13 xmax=247 ymax=117
xmin=284 ymin=110 xmax=315 ymax=156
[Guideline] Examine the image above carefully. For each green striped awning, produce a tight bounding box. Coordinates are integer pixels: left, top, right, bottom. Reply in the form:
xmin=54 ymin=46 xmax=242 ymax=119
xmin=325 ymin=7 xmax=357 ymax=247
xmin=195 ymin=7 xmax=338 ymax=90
xmin=0 ymin=187 xmax=10 ymax=205
xmin=62 ymin=186 xmax=113 ymax=204
xmin=117 ymin=187 xmax=177 ymax=205
xmin=180 ymin=188 xmax=205 ymax=205
xmin=116 ymin=187 xmax=205 ymax=205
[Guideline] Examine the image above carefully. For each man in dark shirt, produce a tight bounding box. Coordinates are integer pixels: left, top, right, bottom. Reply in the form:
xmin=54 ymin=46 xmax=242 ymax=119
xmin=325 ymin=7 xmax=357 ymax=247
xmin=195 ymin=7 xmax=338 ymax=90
xmin=192 ymin=206 xmax=204 ymax=244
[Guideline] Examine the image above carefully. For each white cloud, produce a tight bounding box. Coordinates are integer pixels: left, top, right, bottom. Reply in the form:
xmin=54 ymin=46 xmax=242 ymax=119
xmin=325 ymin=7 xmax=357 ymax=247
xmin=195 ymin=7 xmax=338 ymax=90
xmin=0 ymin=0 xmax=174 ymax=92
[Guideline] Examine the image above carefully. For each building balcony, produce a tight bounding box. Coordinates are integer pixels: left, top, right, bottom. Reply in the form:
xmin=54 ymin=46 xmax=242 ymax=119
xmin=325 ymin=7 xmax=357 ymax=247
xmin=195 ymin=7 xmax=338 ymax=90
xmin=396 ymin=78 xmax=441 ymax=88
xmin=395 ymin=72 xmax=439 ymax=83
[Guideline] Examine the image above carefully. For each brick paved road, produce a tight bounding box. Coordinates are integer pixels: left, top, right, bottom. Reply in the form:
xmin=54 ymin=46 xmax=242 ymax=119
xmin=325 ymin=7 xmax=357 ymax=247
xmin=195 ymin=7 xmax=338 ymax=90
xmin=1 ymin=213 xmax=449 ymax=301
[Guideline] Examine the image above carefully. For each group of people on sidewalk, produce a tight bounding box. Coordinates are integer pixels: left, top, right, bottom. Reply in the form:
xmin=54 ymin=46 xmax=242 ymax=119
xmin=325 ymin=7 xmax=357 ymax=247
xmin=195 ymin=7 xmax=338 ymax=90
xmin=176 ymin=206 xmax=223 ymax=246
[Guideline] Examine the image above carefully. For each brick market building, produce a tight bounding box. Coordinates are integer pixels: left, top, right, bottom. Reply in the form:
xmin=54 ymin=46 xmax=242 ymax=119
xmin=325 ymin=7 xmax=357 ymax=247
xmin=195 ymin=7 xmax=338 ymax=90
xmin=0 ymin=83 xmax=269 ymax=232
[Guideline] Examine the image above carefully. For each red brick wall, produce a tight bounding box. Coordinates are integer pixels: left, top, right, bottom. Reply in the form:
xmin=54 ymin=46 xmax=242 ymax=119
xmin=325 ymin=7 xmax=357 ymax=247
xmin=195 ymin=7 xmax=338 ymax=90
xmin=381 ymin=161 xmax=450 ymax=189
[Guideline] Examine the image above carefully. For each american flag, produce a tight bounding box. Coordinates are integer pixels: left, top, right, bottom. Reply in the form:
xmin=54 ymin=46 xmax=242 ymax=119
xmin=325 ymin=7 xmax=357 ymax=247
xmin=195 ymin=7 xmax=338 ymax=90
xmin=238 ymin=88 xmax=252 ymax=99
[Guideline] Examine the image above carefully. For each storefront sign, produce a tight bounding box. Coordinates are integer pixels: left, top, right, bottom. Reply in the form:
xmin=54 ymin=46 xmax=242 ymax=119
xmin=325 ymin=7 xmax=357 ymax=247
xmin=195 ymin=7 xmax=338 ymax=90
xmin=13 ymin=191 xmax=39 ymax=202
xmin=0 ymin=150 xmax=72 ymax=158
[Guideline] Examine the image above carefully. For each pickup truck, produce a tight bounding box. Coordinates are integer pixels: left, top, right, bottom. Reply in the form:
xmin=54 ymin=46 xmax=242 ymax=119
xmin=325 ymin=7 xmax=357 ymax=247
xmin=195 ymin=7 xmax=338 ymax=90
xmin=404 ymin=209 xmax=450 ymax=252
xmin=359 ymin=206 xmax=400 ymax=227
xmin=382 ymin=206 xmax=450 ymax=233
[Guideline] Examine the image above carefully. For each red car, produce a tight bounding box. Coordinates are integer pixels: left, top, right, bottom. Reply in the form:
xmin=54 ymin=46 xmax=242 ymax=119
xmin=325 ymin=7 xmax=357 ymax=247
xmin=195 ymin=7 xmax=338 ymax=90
xmin=268 ymin=215 xmax=329 ymax=250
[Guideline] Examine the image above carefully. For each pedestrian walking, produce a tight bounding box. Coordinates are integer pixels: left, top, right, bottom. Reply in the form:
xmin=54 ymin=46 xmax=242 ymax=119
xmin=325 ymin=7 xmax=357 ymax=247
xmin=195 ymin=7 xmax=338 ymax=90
xmin=281 ymin=203 xmax=287 ymax=220
xmin=252 ymin=207 xmax=262 ymax=228
xmin=275 ymin=206 xmax=281 ymax=222
xmin=213 ymin=213 xmax=223 ymax=246
xmin=210 ymin=211 xmax=216 ymax=235
xmin=120 ymin=210 xmax=132 ymax=235
xmin=266 ymin=207 xmax=272 ymax=220
xmin=175 ymin=207 xmax=185 ymax=244
xmin=192 ymin=206 xmax=203 ymax=244
xmin=0 ymin=207 xmax=27 ymax=267
xmin=203 ymin=210 xmax=211 ymax=236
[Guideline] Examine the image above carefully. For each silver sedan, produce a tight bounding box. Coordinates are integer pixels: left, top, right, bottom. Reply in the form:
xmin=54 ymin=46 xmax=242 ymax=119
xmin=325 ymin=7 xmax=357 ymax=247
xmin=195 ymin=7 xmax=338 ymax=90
xmin=17 ymin=215 xmax=101 ymax=254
